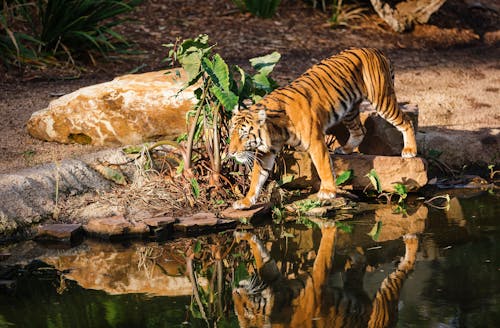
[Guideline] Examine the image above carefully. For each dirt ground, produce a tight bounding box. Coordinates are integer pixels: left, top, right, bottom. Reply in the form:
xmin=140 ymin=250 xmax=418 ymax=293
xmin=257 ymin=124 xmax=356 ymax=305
xmin=0 ymin=0 xmax=499 ymax=174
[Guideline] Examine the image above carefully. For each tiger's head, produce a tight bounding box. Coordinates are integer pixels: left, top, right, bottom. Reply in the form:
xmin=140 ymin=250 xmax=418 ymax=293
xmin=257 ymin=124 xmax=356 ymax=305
xmin=228 ymin=107 xmax=270 ymax=164
xmin=232 ymin=275 xmax=274 ymax=328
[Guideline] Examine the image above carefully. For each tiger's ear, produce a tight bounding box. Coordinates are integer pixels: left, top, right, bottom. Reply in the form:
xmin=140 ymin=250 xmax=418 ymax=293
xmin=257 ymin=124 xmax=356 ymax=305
xmin=257 ymin=109 xmax=266 ymax=125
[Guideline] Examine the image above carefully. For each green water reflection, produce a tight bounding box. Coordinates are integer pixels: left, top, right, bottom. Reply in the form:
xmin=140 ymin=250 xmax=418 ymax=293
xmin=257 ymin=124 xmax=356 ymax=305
xmin=0 ymin=192 xmax=498 ymax=327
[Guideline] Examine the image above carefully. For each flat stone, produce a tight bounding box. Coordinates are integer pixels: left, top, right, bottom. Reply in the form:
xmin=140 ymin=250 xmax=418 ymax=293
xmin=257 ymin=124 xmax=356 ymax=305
xmin=174 ymin=212 xmax=237 ymax=235
xmin=143 ymin=216 xmax=176 ymax=228
xmin=220 ymin=203 xmax=272 ymax=222
xmin=280 ymin=152 xmax=427 ymax=193
xmin=27 ymin=68 xmax=198 ymax=146
xmin=84 ymin=215 xmax=149 ymax=238
xmin=143 ymin=216 xmax=176 ymax=239
xmin=36 ymin=224 xmax=83 ymax=242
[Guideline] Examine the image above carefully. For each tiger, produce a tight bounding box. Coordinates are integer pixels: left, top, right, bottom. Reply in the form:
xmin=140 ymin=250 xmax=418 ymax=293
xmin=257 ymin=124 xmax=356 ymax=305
xmin=228 ymin=48 xmax=417 ymax=209
xmin=232 ymin=226 xmax=419 ymax=327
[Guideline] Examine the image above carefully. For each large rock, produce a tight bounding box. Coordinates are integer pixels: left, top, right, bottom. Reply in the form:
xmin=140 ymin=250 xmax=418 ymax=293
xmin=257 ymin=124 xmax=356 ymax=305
xmin=279 ymin=152 xmax=427 ymax=192
xmin=328 ymin=102 xmax=419 ymax=156
xmin=27 ymin=69 xmax=197 ymax=145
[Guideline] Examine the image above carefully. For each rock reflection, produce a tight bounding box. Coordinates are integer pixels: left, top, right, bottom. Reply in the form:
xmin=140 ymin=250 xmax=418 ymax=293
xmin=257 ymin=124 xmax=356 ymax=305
xmin=42 ymin=240 xmax=194 ymax=296
xmin=233 ymin=222 xmax=420 ymax=327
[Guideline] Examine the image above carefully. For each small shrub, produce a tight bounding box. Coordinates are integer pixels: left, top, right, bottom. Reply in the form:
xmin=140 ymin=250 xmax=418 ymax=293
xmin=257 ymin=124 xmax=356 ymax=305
xmin=1 ymin=0 xmax=141 ymax=68
xmin=232 ymin=0 xmax=281 ymax=18
xmin=330 ymin=0 xmax=367 ymax=28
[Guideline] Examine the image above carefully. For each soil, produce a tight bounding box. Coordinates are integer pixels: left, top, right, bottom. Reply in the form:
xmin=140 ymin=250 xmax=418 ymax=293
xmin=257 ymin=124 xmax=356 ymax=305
xmin=0 ymin=0 xmax=499 ymax=175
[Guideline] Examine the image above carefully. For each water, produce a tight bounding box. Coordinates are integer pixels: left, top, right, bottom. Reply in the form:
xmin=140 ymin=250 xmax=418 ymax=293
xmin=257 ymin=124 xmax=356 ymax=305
xmin=0 ymin=191 xmax=498 ymax=327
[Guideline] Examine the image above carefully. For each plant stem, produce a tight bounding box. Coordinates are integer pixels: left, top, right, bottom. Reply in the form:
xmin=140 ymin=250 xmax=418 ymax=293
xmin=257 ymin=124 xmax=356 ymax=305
xmin=185 ymin=83 xmax=209 ymax=171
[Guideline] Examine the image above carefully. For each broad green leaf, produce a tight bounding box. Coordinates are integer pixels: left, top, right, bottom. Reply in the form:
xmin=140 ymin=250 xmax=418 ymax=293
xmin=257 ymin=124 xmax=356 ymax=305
xmin=252 ymin=72 xmax=273 ymax=92
xmin=367 ymin=221 xmax=382 ymax=241
xmin=249 ymin=51 xmax=281 ymax=76
xmin=211 ymin=85 xmax=239 ymax=111
xmin=202 ymin=53 xmax=231 ymax=91
xmin=179 ymin=51 xmax=202 ymax=84
xmin=366 ymin=169 xmax=382 ymax=193
xmin=336 ymin=170 xmax=353 ymax=186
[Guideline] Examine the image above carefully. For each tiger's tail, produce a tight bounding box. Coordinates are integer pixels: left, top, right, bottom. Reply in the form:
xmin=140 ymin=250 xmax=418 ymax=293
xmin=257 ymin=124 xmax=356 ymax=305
xmin=368 ymin=234 xmax=418 ymax=328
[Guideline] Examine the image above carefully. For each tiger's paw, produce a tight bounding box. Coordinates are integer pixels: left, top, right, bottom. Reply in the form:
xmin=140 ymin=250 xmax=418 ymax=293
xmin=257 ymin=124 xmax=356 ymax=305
xmin=333 ymin=146 xmax=353 ymax=155
xmin=234 ymin=231 xmax=253 ymax=243
xmin=317 ymin=188 xmax=337 ymax=200
xmin=401 ymin=147 xmax=417 ymax=158
xmin=232 ymin=198 xmax=253 ymax=210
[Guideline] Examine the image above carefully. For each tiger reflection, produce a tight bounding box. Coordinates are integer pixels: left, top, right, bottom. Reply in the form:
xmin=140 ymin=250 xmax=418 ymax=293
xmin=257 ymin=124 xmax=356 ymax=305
xmin=232 ymin=225 xmax=418 ymax=328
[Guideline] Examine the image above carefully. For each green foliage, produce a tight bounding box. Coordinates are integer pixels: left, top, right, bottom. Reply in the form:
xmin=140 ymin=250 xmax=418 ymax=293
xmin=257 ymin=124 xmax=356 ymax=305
xmin=366 ymin=169 xmax=382 ymax=193
xmin=296 ymin=199 xmax=322 ymax=213
xmin=329 ymin=0 xmax=367 ymax=28
xmin=1 ymin=0 xmax=141 ymax=68
xmin=367 ymin=221 xmax=382 ymax=241
xmin=393 ymin=183 xmax=408 ymax=200
xmin=336 ymin=169 xmax=353 ymax=186
xmin=336 ymin=221 xmax=353 ymax=233
xmin=232 ymin=0 xmax=281 ymax=18
xmin=164 ymin=34 xmax=280 ymax=190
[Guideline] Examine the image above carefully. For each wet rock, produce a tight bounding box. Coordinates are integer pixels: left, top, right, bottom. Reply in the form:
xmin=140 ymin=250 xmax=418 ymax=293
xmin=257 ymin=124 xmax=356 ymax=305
xmin=35 ymin=224 xmax=83 ymax=243
xmin=279 ymin=152 xmax=427 ymax=192
xmin=220 ymin=203 xmax=272 ymax=223
xmin=143 ymin=216 xmax=176 ymax=228
xmin=27 ymin=68 xmax=198 ymax=146
xmin=84 ymin=215 xmax=149 ymax=239
xmin=144 ymin=216 xmax=176 ymax=238
xmin=285 ymin=197 xmax=351 ymax=218
xmin=174 ymin=212 xmax=237 ymax=235
xmin=328 ymin=102 xmax=419 ymax=156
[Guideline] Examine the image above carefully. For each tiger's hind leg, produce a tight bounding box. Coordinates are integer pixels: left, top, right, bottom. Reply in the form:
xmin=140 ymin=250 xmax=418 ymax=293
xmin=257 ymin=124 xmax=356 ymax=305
xmin=334 ymin=101 xmax=365 ymax=155
xmin=373 ymin=95 xmax=417 ymax=158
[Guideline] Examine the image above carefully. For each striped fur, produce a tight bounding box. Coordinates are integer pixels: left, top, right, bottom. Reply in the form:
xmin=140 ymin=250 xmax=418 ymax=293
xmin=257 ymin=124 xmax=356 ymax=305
xmin=232 ymin=230 xmax=419 ymax=328
xmin=228 ymin=48 xmax=417 ymax=209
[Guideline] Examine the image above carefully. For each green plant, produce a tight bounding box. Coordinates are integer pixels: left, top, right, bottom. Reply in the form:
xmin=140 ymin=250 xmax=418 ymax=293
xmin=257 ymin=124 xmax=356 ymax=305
xmin=1 ymin=0 xmax=141 ymax=68
xmin=329 ymin=0 xmax=367 ymax=28
xmin=365 ymin=169 xmax=382 ymax=193
xmin=232 ymin=0 xmax=281 ymax=18
xmin=336 ymin=169 xmax=353 ymax=186
xmin=165 ymin=34 xmax=280 ymax=191
xmin=38 ymin=0 xmax=141 ymax=56
xmin=367 ymin=221 xmax=382 ymax=241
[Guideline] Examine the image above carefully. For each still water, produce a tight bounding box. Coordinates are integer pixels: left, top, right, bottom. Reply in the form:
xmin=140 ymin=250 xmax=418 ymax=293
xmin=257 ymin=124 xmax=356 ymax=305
xmin=0 ymin=192 xmax=498 ymax=327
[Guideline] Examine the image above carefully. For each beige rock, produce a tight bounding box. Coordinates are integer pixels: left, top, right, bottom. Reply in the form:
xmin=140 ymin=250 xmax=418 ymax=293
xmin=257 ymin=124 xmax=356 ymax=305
xmin=27 ymin=68 xmax=197 ymax=145
xmin=279 ymin=152 xmax=428 ymax=192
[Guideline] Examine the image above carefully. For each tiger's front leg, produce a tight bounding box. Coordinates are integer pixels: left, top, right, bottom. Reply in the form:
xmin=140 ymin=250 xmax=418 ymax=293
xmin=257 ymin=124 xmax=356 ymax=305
xmin=233 ymin=152 xmax=277 ymax=209
xmin=308 ymin=134 xmax=337 ymax=199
